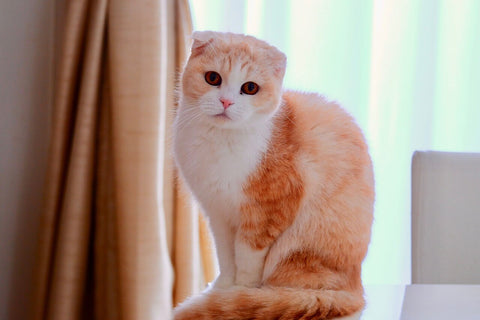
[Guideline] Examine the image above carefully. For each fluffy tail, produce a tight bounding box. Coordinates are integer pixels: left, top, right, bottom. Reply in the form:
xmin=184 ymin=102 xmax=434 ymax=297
xmin=173 ymin=286 xmax=364 ymax=320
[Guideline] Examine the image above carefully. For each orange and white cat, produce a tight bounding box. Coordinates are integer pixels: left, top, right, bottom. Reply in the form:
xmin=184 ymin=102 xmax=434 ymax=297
xmin=172 ymin=31 xmax=374 ymax=320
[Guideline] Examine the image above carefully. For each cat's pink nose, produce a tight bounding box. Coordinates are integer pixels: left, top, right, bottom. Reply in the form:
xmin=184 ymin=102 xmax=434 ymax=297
xmin=220 ymin=98 xmax=233 ymax=109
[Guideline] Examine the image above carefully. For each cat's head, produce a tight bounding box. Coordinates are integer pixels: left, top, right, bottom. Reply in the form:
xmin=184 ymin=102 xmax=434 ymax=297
xmin=181 ymin=31 xmax=286 ymax=129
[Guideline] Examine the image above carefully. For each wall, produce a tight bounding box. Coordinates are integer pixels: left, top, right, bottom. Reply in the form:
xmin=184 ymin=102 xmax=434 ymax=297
xmin=0 ymin=0 xmax=55 ymax=319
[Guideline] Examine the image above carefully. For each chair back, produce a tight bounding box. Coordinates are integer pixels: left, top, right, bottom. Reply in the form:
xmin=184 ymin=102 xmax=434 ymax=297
xmin=412 ymin=151 xmax=480 ymax=284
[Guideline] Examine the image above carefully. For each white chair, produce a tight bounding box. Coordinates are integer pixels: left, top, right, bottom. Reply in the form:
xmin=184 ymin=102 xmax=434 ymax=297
xmin=411 ymin=151 xmax=480 ymax=284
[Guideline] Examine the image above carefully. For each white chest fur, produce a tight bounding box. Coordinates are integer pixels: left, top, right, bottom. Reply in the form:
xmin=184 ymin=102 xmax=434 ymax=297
xmin=173 ymin=111 xmax=272 ymax=224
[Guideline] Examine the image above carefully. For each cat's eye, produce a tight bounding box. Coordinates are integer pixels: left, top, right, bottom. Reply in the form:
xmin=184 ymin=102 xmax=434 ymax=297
xmin=241 ymin=82 xmax=259 ymax=95
xmin=205 ymin=71 xmax=222 ymax=86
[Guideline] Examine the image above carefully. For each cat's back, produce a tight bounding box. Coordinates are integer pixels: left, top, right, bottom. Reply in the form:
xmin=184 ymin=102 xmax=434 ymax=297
xmin=280 ymin=90 xmax=373 ymax=199
xmin=282 ymin=90 xmax=366 ymax=149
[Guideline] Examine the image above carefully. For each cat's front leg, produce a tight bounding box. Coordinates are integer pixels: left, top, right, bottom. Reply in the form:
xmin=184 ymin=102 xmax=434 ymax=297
xmin=234 ymin=232 xmax=269 ymax=287
xmin=209 ymin=218 xmax=236 ymax=289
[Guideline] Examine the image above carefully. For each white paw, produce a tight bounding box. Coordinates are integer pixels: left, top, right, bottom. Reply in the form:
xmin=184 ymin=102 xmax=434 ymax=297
xmin=234 ymin=240 xmax=268 ymax=287
xmin=235 ymin=270 xmax=262 ymax=287
xmin=211 ymin=273 xmax=235 ymax=289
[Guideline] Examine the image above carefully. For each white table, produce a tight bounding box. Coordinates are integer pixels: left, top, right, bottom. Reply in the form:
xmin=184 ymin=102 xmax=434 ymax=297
xmin=360 ymin=284 xmax=480 ymax=320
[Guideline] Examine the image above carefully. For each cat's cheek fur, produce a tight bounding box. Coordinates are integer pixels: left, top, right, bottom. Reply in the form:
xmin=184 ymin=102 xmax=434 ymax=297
xmin=251 ymin=82 xmax=282 ymax=115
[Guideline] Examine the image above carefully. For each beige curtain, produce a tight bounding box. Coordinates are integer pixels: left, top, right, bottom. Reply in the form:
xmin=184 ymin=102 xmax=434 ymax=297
xmin=32 ymin=0 xmax=215 ymax=319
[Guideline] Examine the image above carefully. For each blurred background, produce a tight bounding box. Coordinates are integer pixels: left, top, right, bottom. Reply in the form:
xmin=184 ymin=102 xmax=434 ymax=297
xmin=189 ymin=0 xmax=480 ymax=285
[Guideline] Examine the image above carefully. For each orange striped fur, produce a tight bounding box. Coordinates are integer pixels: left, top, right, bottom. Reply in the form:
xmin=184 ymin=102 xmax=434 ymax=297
xmin=173 ymin=31 xmax=374 ymax=320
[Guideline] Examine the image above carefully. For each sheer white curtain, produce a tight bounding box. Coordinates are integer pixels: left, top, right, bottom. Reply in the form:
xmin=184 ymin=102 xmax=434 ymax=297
xmin=189 ymin=0 xmax=480 ymax=284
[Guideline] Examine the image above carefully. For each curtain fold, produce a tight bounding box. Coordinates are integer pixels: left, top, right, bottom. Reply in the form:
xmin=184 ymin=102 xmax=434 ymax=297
xmin=108 ymin=1 xmax=174 ymax=318
xmin=170 ymin=0 xmax=218 ymax=307
xmin=32 ymin=0 xmax=212 ymax=319
xmin=94 ymin=67 xmax=120 ymax=319
xmin=171 ymin=0 xmax=218 ymax=307
xmin=32 ymin=0 xmax=107 ymax=318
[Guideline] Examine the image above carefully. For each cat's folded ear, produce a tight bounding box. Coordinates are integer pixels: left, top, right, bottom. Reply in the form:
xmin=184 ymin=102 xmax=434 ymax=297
xmin=269 ymin=48 xmax=287 ymax=79
xmin=191 ymin=31 xmax=215 ymax=57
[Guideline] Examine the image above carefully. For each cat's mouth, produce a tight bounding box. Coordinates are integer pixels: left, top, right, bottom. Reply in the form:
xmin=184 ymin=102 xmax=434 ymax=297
xmin=213 ymin=112 xmax=231 ymax=120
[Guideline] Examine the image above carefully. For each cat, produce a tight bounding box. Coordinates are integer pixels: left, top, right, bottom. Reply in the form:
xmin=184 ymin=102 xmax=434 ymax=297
xmin=172 ymin=31 xmax=374 ymax=320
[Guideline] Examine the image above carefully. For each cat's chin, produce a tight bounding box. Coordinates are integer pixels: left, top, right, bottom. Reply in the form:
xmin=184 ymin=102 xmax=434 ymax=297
xmin=207 ymin=114 xmax=245 ymax=129
xmin=213 ymin=113 xmax=231 ymax=120
xmin=206 ymin=113 xmax=270 ymax=130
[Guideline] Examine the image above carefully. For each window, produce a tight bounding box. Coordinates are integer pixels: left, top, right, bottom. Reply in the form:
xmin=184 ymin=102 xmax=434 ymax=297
xmin=189 ymin=0 xmax=480 ymax=284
